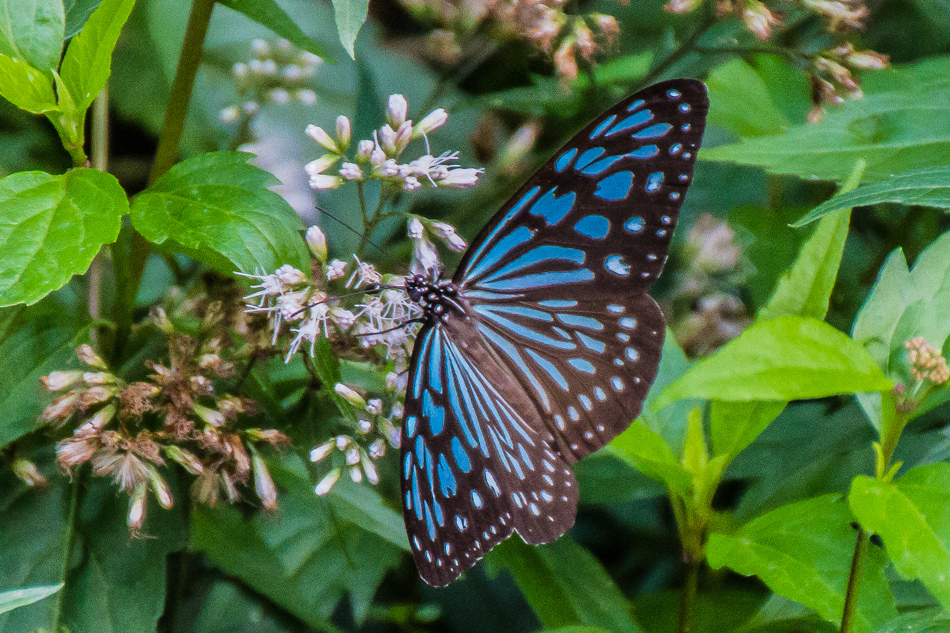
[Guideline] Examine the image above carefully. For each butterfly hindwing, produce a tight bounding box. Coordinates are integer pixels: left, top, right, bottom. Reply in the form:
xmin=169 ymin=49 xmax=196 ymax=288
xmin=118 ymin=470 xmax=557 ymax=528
xmin=401 ymin=322 xmax=579 ymax=586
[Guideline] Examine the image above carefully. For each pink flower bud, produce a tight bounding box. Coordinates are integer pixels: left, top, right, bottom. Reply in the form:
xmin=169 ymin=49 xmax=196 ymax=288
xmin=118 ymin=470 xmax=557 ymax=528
xmin=414 ymin=108 xmax=448 ymax=137
xmin=306 ymin=226 xmax=328 ymax=262
xmin=305 ymin=124 xmax=340 ymax=153
xmin=336 ymin=115 xmax=351 ymax=151
xmin=315 ymin=468 xmax=341 ymax=495
xmin=387 ymin=94 xmax=409 ymax=127
xmin=356 ymin=140 xmax=375 ymax=163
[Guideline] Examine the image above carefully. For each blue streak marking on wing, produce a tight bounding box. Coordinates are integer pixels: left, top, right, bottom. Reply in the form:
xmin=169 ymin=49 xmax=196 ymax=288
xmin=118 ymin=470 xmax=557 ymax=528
xmin=412 ymin=329 xmax=434 ymax=398
xmin=580 ymin=154 xmax=626 ymax=175
xmin=529 ymin=188 xmax=576 ymax=226
xmin=424 ymin=501 xmax=436 ymax=539
xmin=478 ymin=323 xmax=549 ymax=410
xmin=479 ymin=269 xmax=595 ymax=291
xmin=556 ymin=313 xmax=604 ymax=330
xmin=574 ymin=215 xmax=610 ymax=239
xmin=451 ymin=436 xmax=471 ymax=472
xmin=629 ymin=144 xmax=659 ymax=158
xmin=568 ymin=358 xmax=596 ymax=374
xmin=646 ymin=171 xmax=664 ymax=192
xmin=415 ymin=435 xmax=424 ymax=463
xmin=575 ymin=147 xmax=605 ymax=170
xmin=423 ymin=390 xmax=445 ymax=435
xmin=438 ymin=453 xmax=457 ymax=496
xmin=428 ymin=330 xmax=443 ymax=394
xmin=485 ymin=471 xmax=500 ymax=496
xmin=589 ymin=115 xmax=616 ymax=139
xmin=462 ymin=186 xmax=539 ymax=277
xmin=555 ymin=147 xmax=578 ymax=172
xmin=475 ymin=306 xmax=576 ymax=349
xmin=633 ymin=123 xmax=673 ymax=139
xmin=490 ymin=427 xmax=524 ymax=480
xmin=466 ymin=225 xmax=534 ymax=282
xmin=472 ymin=490 xmax=483 ymax=508
xmin=526 ymin=348 xmax=569 ymax=390
xmin=425 ymin=447 xmax=443 ymax=526
xmin=517 ymin=444 xmax=534 ymax=470
xmin=594 ymin=171 xmax=634 ymax=201
xmin=539 ymin=299 xmax=577 ymax=308
xmin=484 ymin=245 xmax=586 ymax=282
xmin=577 ymin=332 xmax=606 ymax=353
xmin=405 ymin=415 xmax=417 ymax=438
xmin=627 ymin=99 xmax=645 ymax=111
xmin=608 ymin=110 xmax=652 ymax=135
xmin=412 ymin=470 xmax=423 ymax=519
xmin=445 ymin=347 xmax=486 ymax=453
xmin=404 ymin=452 xmax=412 ymax=479
xmin=474 ymin=304 xmax=553 ymax=322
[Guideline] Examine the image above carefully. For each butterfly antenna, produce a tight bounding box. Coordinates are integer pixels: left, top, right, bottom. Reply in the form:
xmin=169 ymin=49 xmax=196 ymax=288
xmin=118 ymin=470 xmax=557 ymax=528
xmin=315 ymin=205 xmax=391 ymax=260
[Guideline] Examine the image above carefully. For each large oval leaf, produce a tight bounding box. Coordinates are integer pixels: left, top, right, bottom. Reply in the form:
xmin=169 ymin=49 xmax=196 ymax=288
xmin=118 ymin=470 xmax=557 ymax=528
xmin=0 ymin=169 xmax=127 ymax=307
xmin=130 ymin=152 xmax=309 ymax=275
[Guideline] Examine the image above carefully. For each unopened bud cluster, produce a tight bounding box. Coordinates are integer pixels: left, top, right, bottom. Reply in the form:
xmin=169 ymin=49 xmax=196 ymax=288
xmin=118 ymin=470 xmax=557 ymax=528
xmin=310 ymin=383 xmax=404 ymax=495
xmin=304 ymin=94 xmax=482 ymax=192
xmin=219 ymin=38 xmax=323 ymax=125
xmin=905 ymin=337 xmax=950 ymax=385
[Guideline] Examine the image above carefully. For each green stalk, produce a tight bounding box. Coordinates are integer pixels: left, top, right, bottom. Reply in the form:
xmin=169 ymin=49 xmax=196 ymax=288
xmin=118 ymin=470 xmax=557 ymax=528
xmin=50 ymin=474 xmax=82 ymax=631
xmin=89 ymin=86 xmax=109 ymax=333
xmin=113 ymin=0 xmax=217 ymax=360
xmin=839 ymin=528 xmax=868 ymax=633
xmin=678 ymin=554 xmax=700 ymax=633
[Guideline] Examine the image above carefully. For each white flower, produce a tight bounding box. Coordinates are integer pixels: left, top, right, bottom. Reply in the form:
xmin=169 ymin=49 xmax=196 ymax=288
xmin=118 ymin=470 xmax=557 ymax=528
xmin=306 ymin=226 xmax=327 ymax=261
xmin=369 ymin=439 xmax=386 ymax=458
xmin=386 ymin=94 xmax=409 ymax=127
xmin=339 ymin=162 xmax=362 ymax=180
xmin=345 ymin=447 xmax=361 ymax=465
xmin=408 ymin=217 xmax=425 ymax=239
xmin=275 ymin=265 xmax=306 ymax=285
xmin=286 ymin=311 xmax=324 ymax=360
xmin=349 ymin=465 xmax=363 ymax=483
xmin=269 ymin=88 xmax=291 ymax=104
xmin=362 ymin=454 xmax=379 ymax=484
xmin=414 ymin=108 xmax=448 ymax=137
xmin=282 ymin=64 xmax=302 ymax=80
xmin=219 ymin=106 xmax=240 ymax=124
xmin=358 ymin=418 xmax=373 ymax=433
xmin=411 ymin=236 xmax=441 ymax=274
xmin=390 ymin=402 xmax=404 ymax=419
xmin=330 ymin=307 xmax=356 ymax=328
xmin=315 ymin=468 xmax=341 ymax=495
xmin=335 ymin=435 xmax=351 ymax=451
xmin=239 ymin=269 xmax=289 ymax=306
xmin=356 ymin=140 xmax=374 ymax=163
xmin=232 ymin=62 xmax=249 ymax=80
xmin=385 ymin=372 xmax=399 ymax=391
xmin=305 ymin=124 xmax=340 ymax=153
xmin=309 ymin=174 xmax=343 ymax=190
xmin=438 ymin=167 xmax=483 ymax=188
xmin=242 ymin=101 xmax=260 ymax=116
xmin=336 ymin=115 xmax=351 ymax=150
xmin=310 ymin=441 xmax=334 ymax=462
xmin=403 ymin=176 xmax=421 ymax=191
xmin=335 ymin=383 xmax=367 ymax=407
xmin=277 ymin=291 xmax=309 ymax=322
xmin=251 ymin=39 xmax=269 ymax=57
xmin=366 ymin=399 xmax=383 ymax=415
xmin=296 ymin=89 xmax=317 ymax=105
xmin=346 ymin=255 xmax=382 ymax=289
xmin=325 ymin=258 xmax=347 ymax=280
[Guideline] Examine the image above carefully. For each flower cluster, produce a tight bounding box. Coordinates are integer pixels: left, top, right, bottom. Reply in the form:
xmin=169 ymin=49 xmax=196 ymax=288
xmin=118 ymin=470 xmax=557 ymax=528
xmin=806 ymin=43 xmax=889 ymax=122
xmin=41 ymin=311 xmax=287 ymax=535
xmin=219 ymin=38 xmax=323 ymax=125
xmin=309 ymin=383 xmax=404 ymax=496
xmin=667 ymin=213 xmax=751 ymax=358
xmin=905 ymin=337 xmax=950 ymax=386
xmin=401 ymin=0 xmax=620 ymax=79
xmin=305 ymin=94 xmax=482 ymax=192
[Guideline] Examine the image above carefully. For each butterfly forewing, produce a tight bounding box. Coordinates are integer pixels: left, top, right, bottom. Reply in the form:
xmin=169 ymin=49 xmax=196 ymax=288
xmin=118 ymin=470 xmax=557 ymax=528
xmin=401 ymin=79 xmax=708 ymax=585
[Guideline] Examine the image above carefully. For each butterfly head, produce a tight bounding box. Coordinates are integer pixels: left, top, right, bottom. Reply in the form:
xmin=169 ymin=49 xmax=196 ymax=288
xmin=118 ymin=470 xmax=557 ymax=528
xmin=404 ymin=274 xmax=458 ymax=321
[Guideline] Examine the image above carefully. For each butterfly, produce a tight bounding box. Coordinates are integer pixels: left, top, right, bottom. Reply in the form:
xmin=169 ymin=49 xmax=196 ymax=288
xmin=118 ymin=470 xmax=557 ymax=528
xmin=399 ymin=79 xmax=708 ymax=586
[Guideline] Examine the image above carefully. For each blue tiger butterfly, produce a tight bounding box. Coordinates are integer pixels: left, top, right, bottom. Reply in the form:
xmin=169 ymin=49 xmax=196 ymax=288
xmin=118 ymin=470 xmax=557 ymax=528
xmin=399 ymin=79 xmax=708 ymax=585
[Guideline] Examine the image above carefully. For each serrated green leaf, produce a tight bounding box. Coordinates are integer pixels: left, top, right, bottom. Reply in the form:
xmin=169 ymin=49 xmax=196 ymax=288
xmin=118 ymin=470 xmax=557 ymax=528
xmin=702 ymin=58 xmax=950 ymax=183
xmin=0 ymin=52 xmax=57 ymax=113
xmin=331 ymin=0 xmax=369 ymax=59
xmin=849 ymin=463 xmax=950 ymax=610
xmin=706 ymin=58 xmax=790 ymax=138
xmin=607 ymin=421 xmax=692 ymax=497
xmin=0 ymin=584 xmax=62 ymax=616
xmin=130 ymin=152 xmax=309 ymax=275
xmin=0 ymin=169 xmax=128 ymax=307
xmin=191 ymin=455 xmax=402 ymax=625
xmin=60 ymin=0 xmax=135 ymax=111
xmin=707 ymin=495 xmax=897 ymax=632
xmin=0 ymin=0 xmax=64 ymax=71
xmin=489 ymin=536 xmax=642 ymax=633
xmin=656 ymin=317 xmax=893 ymax=408
xmin=796 ymin=165 xmax=950 ymax=226
xmin=218 ymin=0 xmax=332 ymax=61
xmin=710 ymin=400 xmax=786 ymax=462
xmin=759 ymin=161 xmax=863 ymax=321
xmin=63 ymin=0 xmax=104 ymax=38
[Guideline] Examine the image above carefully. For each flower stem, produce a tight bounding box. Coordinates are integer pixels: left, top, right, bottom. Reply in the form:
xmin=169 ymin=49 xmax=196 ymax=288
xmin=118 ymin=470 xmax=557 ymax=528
xmin=678 ymin=553 xmax=701 ymax=633
xmin=636 ymin=10 xmax=717 ymax=91
xmin=840 ymin=528 xmax=868 ymax=633
xmin=89 ymin=86 xmax=109 ymax=335
xmin=50 ymin=473 xmax=82 ymax=631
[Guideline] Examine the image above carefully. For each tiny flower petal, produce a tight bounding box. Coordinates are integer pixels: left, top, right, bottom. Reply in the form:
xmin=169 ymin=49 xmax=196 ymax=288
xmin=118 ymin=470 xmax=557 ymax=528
xmin=305 ymin=124 xmax=340 ymax=153
xmin=315 ymin=468 xmax=341 ymax=495
xmin=306 ymin=226 xmax=328 ymax=262
xmin=336 ymin=115 xmax=352 ymax=150
xmin=414 ymin=108 xmax=448 ymax=137
xmin=387 ymin=94 xmax=409 ymax=127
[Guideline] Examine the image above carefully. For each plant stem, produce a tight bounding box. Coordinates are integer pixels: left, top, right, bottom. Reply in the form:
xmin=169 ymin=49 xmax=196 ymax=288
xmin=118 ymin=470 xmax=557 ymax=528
xmin=636 ymin=11 xmax=717 ymax=91
xmin=50 ymin=474 xmax=82 ymax=631
xmin=148 ymin=0 xmax=218 ymax=185
xmin=89 ymin=86 xmax=109 ymax=334
xmin=840 ymin=528 xmax=868 ymax=633
xmin=678 ymin=553 xmax=700 ymax=633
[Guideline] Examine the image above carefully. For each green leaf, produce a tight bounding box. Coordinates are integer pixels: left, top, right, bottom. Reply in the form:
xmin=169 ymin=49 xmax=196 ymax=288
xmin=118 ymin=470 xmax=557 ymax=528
xmin=63 ymin=0 xmax=105 ymax=38
xmin=852 ymin=230 xmax=950 ymax=396
xmin=710 ymin=400 xmax=786 ymax=462
xmin=794 ymin=165 xmax=950 ymax=226
xmin=706 ymin=57 xmax=790 ymax=138
xmin=0 ymin=584 xmax=62 ymax=616
xmin=607 ymin=421 xmax=692 ymax=498
xmin=0 ymin=52 xmax=57 ymax=113
xmin=735 ymin=595 xmax=838 ymax=633
xmin=0 ymin=169 xmax=128 ymax=307
xmin=130 ymin=152 xmax=309 ymax=275
xmin=656 ymin=317 xmax=893 ymax=408
xmin=218 ymin=0 xmax=332 ymax=61
xmin=60 ymin=0 xmax=136 ymax=111
xmin=330 ymin=0 xmax=369 ymax=59
xmin=874 ymin=610 xmax=950 ymax=633
xmin=0 ymin=311 xmax=83 ymax=447
xmin=192 ymin=455 xmax=402 ymax=625
xmin=702 ymin=58 xmax=950 ymax=182
xmin=707 ymin=495 xmax=898 ymax=633
xmin=0 ymin=0 xmax=64 ymax=71
xmin=758 ymin=160 xmax=864 ymax=321
xmin=488 ymin=536 xmax=642 ymax=633
xmin=849 ymin=463 xmax=950 ymax=610
xmin=639 ymin=330 xmax=694 ymax=449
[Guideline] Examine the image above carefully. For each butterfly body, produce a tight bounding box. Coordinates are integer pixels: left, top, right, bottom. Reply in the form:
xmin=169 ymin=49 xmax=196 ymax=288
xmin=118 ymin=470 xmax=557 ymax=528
xmin=400 ymin=79 xmax=708 ymax=586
